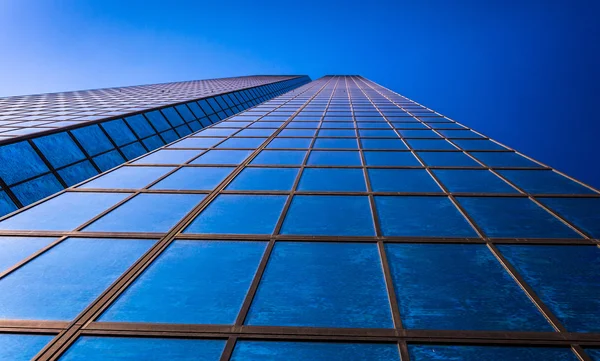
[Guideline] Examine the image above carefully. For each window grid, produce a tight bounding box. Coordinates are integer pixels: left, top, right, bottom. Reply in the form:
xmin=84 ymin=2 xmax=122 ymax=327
xmin=0 ymin=76 xmax=597 ymax=361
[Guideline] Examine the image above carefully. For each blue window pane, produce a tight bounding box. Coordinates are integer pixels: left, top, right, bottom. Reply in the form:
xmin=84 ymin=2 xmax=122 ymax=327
xmin=191 ymin=149 xmax=253 ymax=165
xmin=100 ymin=241 xmax=266 ymax=324
xmin=101 ymin=119 xmax=138 ymax=146
xmin=386 ymin=244 xmax=550 ymax=330
xmin=587 ymin=349 xmax=600 ymax=360
xmin=251 ymin=150 xmax=306 ymax=165
xmin=11 ymin=173 xmax=63 ymax=205
xmin=498 ymin=170 xmax=595 ymax=194
xmin=142 ymin=134 xmax=164 ymax=150
xmin=246 ymin=242 xmax=392 ymax=328
xmin=375 ymin=196 xmax=476 ymax=237
xmin=0 ymin=238 xmax=153 ymax=320
xmin=237 ymin=128 xmax=277 ymax=137
xmin=318 ymin=129 xmax=355 ymax=136
xmin=175 ymin=124 xmax=192 ymax=136
xmin=364 ymin=151 xmax=420 ymax=166
xmin=298 ymin=168 xmax=366 ymax=192
xmin=418 ymin=151 xmax=480 ymax=167
xmin=160 ymin=129 xmax=178 ymax=143
xmin=279 ymin=129 xmax=315 ymax=137
xmin=438 ymin=129 xmax=483 ymax=138
xmin=175 ymin=104 xmax=195 ymax=121
xmin=369 ymin=169 xmax=440 ymax=192
xmin=231 ymin=341 xmax=400 ymax=361
xmin=307 ymin=150 xmax=362 ymax=166
xmin=133 ymin=150 xmax=200 ymax=165
xmin=227 ymin=168 xmax=298 ymax=191
xmin=0 ymin=192 xmax=128 ymax=231
xmin=406 ymin=139 xmax=456 ymax=150
xmin=267 ymin=138 xmax=312 ymax=149
xmin=471 ymin=151 xmax=543 ymax=168
xmin=359 ymin=129 xmax=398 ymax=137
xmin=433 ymin=169 xmax=517 ymax=193
xmin=453 ymin=139 xmax=507 ymax=150
xmin=124 ymin=114 xmax=155 ymax=138
xmin=499 ymin=245 xmax=600 ymax=332
xmin=152 ymin=167 xmax=233 ymax=191
xmin=0 ymin=141 xmax=50 ymax=185
xmin=399 ymin=130 xmax=440 ymax=138
xmin=162 ymin=107 xmax=185 ymax=126
xmin=120 ymin=142 xmax=146 ymax=160
xmin=0 ymin=236 xmax=55 ymax=273
xmin=185 ymin=195 xmax=286 ymax=235
xmin=80 ymin=166 xmax=173 ymax=189
xmin=0 ymin=334 xmax=53 ymax=361
xmin=85 ymin=194 xmax=203 ymax=233
xmin=169 ymin=137 xmax=222 ymax=149
xmin=71 ymin=125 xmax=113 ymax=156
xmin=538 ymin=197 xmax=600 ymax=238
xmin=218 ymin=137 xmax=267 ymax=149
xmin=145 ymin=110 xmax=171 ymax=131
xmin=33 ymin=132 xmax=85 ymax=168
xmin=409 ymin=345 xmax=579 ymax=361
xmin=93 ymin=150 xmax=125 ymax=172
xmin=281 ymin=195 xmax=375 ymax=236
xmin=187 ymin=102 xmax=206 ymax=118
xmin=313 ymin=138 xmax=357 ymax=149
xmin=457 ymin=197 xmax=580 ymax=238
xmin=0 ymin=191 xmax=18 ymax=215
xmin=60 ymin=336 xmax=225 ymax=361
xmin=58 ymin=161 xmax=98 ymax=186
xmin=197 ymin=128 xmax=237 ymax=137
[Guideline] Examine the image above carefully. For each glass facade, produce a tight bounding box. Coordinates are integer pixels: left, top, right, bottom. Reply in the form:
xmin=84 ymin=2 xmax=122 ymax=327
xmin=0 ymin=75 xmax=597 ymax=360
xmin=0 ymin=76 xmax=310 ymax=215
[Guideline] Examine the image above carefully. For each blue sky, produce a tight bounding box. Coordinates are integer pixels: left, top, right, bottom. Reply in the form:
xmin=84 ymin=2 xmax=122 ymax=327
xmin=1 ymin=0 xmax=599 ymax=187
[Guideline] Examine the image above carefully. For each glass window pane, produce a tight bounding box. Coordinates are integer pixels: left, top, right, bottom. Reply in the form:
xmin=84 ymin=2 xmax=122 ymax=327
xmin=267 ymin=138 xmax=312 ymax=149
xmin=368 ymin=169 xmax=440 ymax=192
xmin=457 ymin=197 xmax=581 ymax=238
xmin=120 ymin=141 xmax=146 ymax=160
xmin=386 ymin=244 xmax=551 ymax=330
xmin=11 ymin=173 xmax=63 ymax=206
xmin=498 ymin=170 xmax=595 ymax=194
xmin=433 ymin=169 xmax=517 ymax=193
xmin=231 ymin=341 xmax=400 ymax=361
xmin=587 ymin=349 xmax=600 ymax=360
xmin=152 ymin=167 xmax=233 ymax=191
xmin=418 ymin=151 xmax=480 ymax=167
xmin=470 ymin=151 xmax=543 ymax=168
xmin=71 ymin=125 xmax=113 ymax=156
xmin=281 ymin=195 xmax=375 ymax=236
xmin=409 ymin=345 xmax=578 ymax=361
xmin=0 ymin=334 xmax=53 ymax=361
xmin=100 ymin=240 xmax=266 ymax=324
xmin=185 ymin=195 xmax=286 ymax=235
xmin=364 ymin=151 xmax=420 ymax=166
xmin=84 ymin=194 xmax=203 ymax=233
xmin=246 ymin=242 xmax=392 ymax=328
xmin=375 ymin=196 xmax=476 ymax=237
xmin=298 ymin=168 xmax=366 ymax=192
xmin=538 ymin=197 xmax=600 ymax=238
xmin=124 ymin=114 xmax=155 ymax=138
xmin=133 ymin=150 xmax=201 ymax=165
xmin=102 ymin=119 xmax=138 ymax=146
xmin=0 ymin=190 xmax=18 ymax=216
xmin=60 ymin=336 xmax=225 ymax=361
xmin=218 ymin=137 xmax=267 ymax=149
xmin=0 ymin=192 xmax=129 ymax=231
xmin=80 ymin=166 xmax=174 ymax=189
xmin=145 ymin=110 xmax=170 ymax=131
xmin=406 ymin=139 xmax=455 ymax=150
xmin=313 ymin=138 xmax=357 ymax=149
xmin=499 ymin=245 xmax=600 ymax=332
xmin=191 ymin=150 xmax=253 ymax=165
xmin=307 ymin=150 xmax=362 ymax=166
xmin=0 ymin=142 xmax=50 ymax=185
xmin=0 ymin=236 xmax=56 ymax=273
xmin=227 ymin=168 xmax=298 ymax=191
xmin=0 ymin=238 xmax=154 ymax=320
xmin=33 ymin=132 xmax=86 ymax=168
xmin=453 ymin=139 xmax=507 ymax=150
xmin=93 ymin=150 xmax=124 ymax=172
xmin=251 ymin=150 xmax=306 ymax=165
xmin=361 ymin=139 xmax=408 ymax=150
xmin=57 ymin=160 xmax=98 ymax=186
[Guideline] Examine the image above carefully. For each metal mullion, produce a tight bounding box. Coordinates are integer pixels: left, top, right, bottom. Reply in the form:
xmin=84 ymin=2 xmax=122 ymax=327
xmin=96 ymin=123 xmax=129 ymax=161
xmin=0 ymin=236 xmax=68 ymax=281
xmin=0 ymin=173 xmax=23 ymax=208
xmin=34 ymin=77 xmax=332 ymax=361
xmin=26 ymin=139 xmax=68 ymax=188
xmin=219 ymin=336 xmax=238 ymax=361
xmin=232 ymin=77 xmax=338 ymax=329
xmin=64 ymin=132 xmax=100 ymax=173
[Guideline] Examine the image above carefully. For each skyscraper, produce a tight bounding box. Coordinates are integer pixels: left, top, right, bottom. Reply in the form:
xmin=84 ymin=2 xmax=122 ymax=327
xmin=0 ymin=75 xmax=598 ymax=360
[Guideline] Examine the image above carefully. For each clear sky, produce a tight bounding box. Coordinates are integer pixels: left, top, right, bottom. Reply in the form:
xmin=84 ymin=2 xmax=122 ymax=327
xmin=1 ymin=0 xmax=599 ymax=188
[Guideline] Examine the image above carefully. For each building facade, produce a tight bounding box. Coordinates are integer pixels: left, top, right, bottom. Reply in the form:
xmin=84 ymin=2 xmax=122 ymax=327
xmin=0 ymin=75 xmax=310 ymax=216
xmin=0 ymin=75 xmax=598 ymax=360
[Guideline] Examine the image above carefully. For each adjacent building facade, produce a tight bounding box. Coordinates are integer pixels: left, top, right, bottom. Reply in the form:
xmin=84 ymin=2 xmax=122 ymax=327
xmin=0 ymin=76 xmax=598 ymax=360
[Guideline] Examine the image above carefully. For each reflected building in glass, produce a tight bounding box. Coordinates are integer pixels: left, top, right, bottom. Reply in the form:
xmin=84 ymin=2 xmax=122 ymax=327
xmin=0 ymin=76 xmax=598 ymax=360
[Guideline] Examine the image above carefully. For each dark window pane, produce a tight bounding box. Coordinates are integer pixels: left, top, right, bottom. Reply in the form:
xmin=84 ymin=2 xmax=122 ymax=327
xmin=375 ymin=196 xmax=476 ymax=237
xmin=227 ymin=168 xmax=298 ymax=191
xmin=369 ymin=169 xmax=440 ymax=192
xmin=102 ymin=119 xmax=138 ymax=146
xmin=119 ymin=141 xmax=147 ymax=160
xmin=0 ymin=142 xmax=50 ymax=185
xmin=33 ymin=132 xmax=85 ymax=168
xmin=145 ymin=110 xmax=171 ymax=131
xmin=152 ymin=167 xmax=233 ymax=191
xmin=498 ymin=170 xmax=595 ymax=195
xmin=11 ymin=173 xmax=63 ymax=205
xmin=499 ymin=245 xmax=600 ymax=332
xmin=0 ymin=191 xmax=18 ymax=216
xmin=57 ymin=161 xmax=98 ymax=186
xmin=161 ymin=107 xmax=185 ymax=126
xmin=246 ymin=242 xmax=392 ymax=328
xmin=409 ymin=345 xmax=578 ymax=361
xmin=457 ymin=197 xmax=580 ymax=238
xmin=175 ymin=104 xmax=195 ymax=121
xmin=538 ymin=197 xmax=600 ymax=238
xmin=453 ymin=139 xmax=507 ymax=150
xmin=71 ymin=125 xmax=113 ymax=156
xmin=100 ymin=241 xmax=266 ymax=324
xmin=251 ymin=150 xmax=306 ymax=165
xmin=406 ymin=139 xmax=456 ymax=150
xmin=93 ymin=150 xmax=125 ymax=172
xmin=298 ymin=168 xmax=366 ymax=192
xmin=386 ymin=244 xmax=551 ymax=330
xmin=433 ymin=169 xmax=517 ymax=193
xmin=418 ymin=151 xmax=480 ymax=167
xmin=364 ymin=151 xmax=421 ymax=166
xmin=124 ymin=114 xmax=155 ymax=138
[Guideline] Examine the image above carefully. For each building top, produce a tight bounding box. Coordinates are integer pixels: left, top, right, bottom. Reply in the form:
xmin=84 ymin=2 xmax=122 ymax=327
xmin=0 ymin=75 xmax=302 ymax=141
